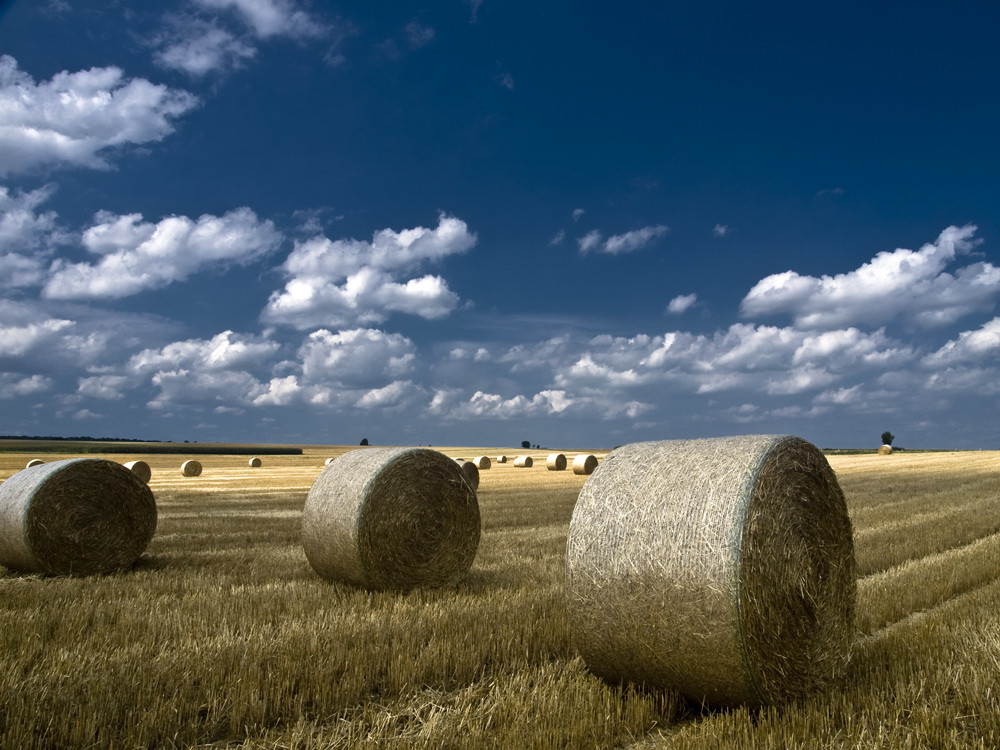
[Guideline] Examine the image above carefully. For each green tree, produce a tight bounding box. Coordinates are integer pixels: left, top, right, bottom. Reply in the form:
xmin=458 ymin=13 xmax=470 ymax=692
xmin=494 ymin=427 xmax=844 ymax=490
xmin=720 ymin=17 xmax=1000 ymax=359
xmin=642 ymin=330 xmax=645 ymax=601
xmin=360 ymin=438 xmax=369 ymax=446
xmin=881 ymin=431 xmax=895 ymax=446
xmin=521 ymin=440 xmax=530 ymax=449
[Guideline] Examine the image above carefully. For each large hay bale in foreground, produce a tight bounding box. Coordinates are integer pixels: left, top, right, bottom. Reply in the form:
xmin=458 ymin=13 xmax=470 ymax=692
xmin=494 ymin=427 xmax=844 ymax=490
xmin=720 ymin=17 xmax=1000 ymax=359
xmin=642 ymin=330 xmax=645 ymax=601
xmin=566 ymin=435 xmax=855 ymax=707
xmin=878 ymin=444 xmax=893 ymax=455
xmin=513 ymin=455 xmax=533 ymax=468
xmin=249 ymin=456 xmax=262 ymax=467
xmin=301 ymin=447 xmax=480 ymax=590
xmin=123 ymin=460 xmax=152 ymax=484
xmin=181 ymin=460 xmax=202 ymax=477
xmin=546 ymin=453 xmax=567 ymax=471
xmin=0 ymin=458 xmax=157 ymax=575
xmin=472 ymin=456 xmax=491 ymax=470
xmin=572 ymin=454 xmax=599 ymax=475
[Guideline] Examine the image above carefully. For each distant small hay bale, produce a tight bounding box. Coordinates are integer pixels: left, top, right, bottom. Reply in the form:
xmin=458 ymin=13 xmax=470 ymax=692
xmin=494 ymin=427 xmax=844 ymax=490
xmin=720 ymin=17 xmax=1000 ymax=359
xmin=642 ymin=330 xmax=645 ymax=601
xmin=123 ymin=460 xmax=152 ymax=484
xmin=325 ymin=457 xmax=336 ymax=466
xmin=513 ymin=455 xmax=533 ymax=468
xmin=878 ymin=444 xmax=893 ymax=455
xmin=472 ymin=456 xmax=491 ymax=470
xmin=25 ymin=459 xmax=44 ymax=468
xmin=181 ymin=460 xmax=203 ymax=477
xmin=301 ymin=447 xmax=481 ymax=590
xmin=249 ymin=456 xmax=263 ymax=467
xmin=0 ymin=458 xmax=157 ymax=575
xmin=546 ymin=453 xmax=567 ymax=471
xmin=496 ymin=455 xmax=508 ymax=463
xmin=566 ymin=435 xmax=856 ymax=707
xmin=455 ymin=460 xmax=481 ymax=491
xmin=572 ymin=454 xmax=599 ymax=475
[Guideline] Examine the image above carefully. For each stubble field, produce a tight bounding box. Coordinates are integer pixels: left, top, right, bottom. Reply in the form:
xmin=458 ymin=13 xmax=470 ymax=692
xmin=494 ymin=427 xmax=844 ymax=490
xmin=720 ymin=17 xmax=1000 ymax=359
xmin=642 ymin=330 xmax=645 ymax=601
xmin=0 ymin=445 xmax=998 ymax=749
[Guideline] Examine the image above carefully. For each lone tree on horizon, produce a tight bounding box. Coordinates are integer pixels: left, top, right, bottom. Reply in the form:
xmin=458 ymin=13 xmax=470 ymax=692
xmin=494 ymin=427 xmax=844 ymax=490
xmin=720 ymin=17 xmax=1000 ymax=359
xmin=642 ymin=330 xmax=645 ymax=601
xmin=881 ymin=431 xmax=895 ymax=446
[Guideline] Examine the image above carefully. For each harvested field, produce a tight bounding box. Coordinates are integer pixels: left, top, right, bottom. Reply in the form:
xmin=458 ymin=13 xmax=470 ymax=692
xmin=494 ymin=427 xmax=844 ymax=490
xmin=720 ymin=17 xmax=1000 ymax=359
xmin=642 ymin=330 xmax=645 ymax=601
xmin=0 ymin=446 xmax=996 ymax=749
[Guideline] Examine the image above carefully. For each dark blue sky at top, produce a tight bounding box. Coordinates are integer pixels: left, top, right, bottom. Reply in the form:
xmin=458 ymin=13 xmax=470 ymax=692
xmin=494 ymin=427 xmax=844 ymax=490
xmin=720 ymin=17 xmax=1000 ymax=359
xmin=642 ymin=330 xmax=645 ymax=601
xmin=0 ymin=0 xmax=998 ymax=448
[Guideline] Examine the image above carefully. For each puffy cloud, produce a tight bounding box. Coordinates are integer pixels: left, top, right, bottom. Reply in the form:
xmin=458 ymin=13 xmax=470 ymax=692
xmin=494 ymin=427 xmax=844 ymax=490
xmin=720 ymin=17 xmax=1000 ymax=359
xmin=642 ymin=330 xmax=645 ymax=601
xmin=154 ymin=22 xmax=257 ymax=77
xmin=741 ymin=225 xmax=998 ymax=329
xmin=577 ymin=224 xmax=669 ymax=255
xmin=713 ymin=224 xmax=729 ymax=238
xmin=298 ymin=328 xmax=415 ymax=386
xmin=666 ymin=293 xmax=697 ymax=314
xmin=0 ymin=55 xmax=197 ymax=175
xmin=129 ymin=330 xmax=280 ymax=374
xmin=194 ymin=0 xmax=328 ymax=39
xmin=432 ymin=388 xmax=575 ymax=419
xmin=922 ymin=317 xmax=1000 ymax=367
xmin=44 ymin=208 xmax=281 ymax=299
xmin=77 ymin=375 xmax=130 ymax=400
xmin=357 ymin=380 xmax=423 ymax=409
xmin=0 ymin=183 xmax=70 ymax=288
xmin=263 ymin=214 xmax=475 ymax=329
xmin=0 ymin=373 xmax=52 ymax=398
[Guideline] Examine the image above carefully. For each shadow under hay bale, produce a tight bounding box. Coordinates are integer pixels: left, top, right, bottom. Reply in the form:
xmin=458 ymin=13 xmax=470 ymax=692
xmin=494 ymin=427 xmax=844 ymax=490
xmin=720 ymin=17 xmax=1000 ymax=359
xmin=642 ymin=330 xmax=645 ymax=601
xmin=301 ymin=447 xmax=481 ymax=591
xmin=0 ymin=458 xmax=157 ymax=576
xmin=456 ymin=460 xmax=480 ymax=491
xmin=249 ymin=456 xmax=262 ymax=467
xmin=566 ymin=435 xmax=856 ymax=707
xmin=572 ymin=454 xmax=599 ymax=475
xmin=181 ymin=460 xmax=202 ymax=477
xmin=123 ymin=460 xmax=152 ymax=484
xmin=546 ymin=453 xmax=567 ymax=471
xmin=513 ymin=455 xmax=533 ymax=468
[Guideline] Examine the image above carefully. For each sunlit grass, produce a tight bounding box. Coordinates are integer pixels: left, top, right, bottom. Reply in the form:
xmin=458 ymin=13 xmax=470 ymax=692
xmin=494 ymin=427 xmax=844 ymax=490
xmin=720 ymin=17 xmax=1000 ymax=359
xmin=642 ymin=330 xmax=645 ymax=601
xmin=0 ymin=447 xmax=997 ymax=748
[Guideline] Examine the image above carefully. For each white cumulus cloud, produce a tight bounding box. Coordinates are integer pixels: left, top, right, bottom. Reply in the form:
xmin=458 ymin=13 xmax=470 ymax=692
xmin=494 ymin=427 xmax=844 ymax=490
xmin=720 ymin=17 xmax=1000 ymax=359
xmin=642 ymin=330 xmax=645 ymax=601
xmin=263 ymin=214 xmax=476 ymax=329
xmin=0 ymin=55 xmax=197 ymax=175
xmin=578 ymin=224 xmax=669 ymax=255
xmin=299 ymin=328 xmax=416 ymax=386
xmin=741 ymin=225 xmax=998 ymax=329
xmin=923 ymin=317 xmax=1000 ymax=367
xmin=667 ymin=293 xmax=697 ymax=314
xmin=44 ymin=207 xmax=282 ymax=300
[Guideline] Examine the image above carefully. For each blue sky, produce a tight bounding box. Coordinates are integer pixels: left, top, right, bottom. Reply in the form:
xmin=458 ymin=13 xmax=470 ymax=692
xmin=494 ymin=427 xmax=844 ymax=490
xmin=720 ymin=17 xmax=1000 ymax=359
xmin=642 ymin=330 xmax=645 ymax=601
xmin=1 ymin=1 xmax=999 ymax=449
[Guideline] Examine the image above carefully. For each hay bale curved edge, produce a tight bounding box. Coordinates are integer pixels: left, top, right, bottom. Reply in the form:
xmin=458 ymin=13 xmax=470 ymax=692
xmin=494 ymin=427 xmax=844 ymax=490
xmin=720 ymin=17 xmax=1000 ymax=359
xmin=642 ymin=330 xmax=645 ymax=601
xmin=181 ymin=460 xmax=202 ymax=477
xmin=546 ymin=453 xmax=567 ymax=471
xmin=0 ymin=458 xmax=157 ymax=576
xmin=513 ymin=455 xmax=533 ymax=468
xmin=301 ymin=447 xmax=481 ymax=590
xmin=572 ymin=454 xmax=599 ymax=475
xmin=565 ymin=434 xmax=856 ymax=707
xmin=123 ymin=460 xmax=152 ymax=484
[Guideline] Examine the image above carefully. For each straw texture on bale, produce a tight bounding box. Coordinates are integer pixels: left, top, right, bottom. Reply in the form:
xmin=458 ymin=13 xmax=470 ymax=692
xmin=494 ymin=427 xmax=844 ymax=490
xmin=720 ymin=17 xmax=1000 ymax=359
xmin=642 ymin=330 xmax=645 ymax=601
xmin=456 ymin=460 xmax=480 ymax=491
xmin=123 ymin=460 xmax=152 ymax=484
xmin=181 ymin=460 xmax=202 ymax=477
xmin=878 ymin=444 xmax=893 ymax=455
xmin=496 ymin=455 xmax=507 ymax=463
xmin=566 ymin=435 xmax=855 ymax=707
xmin=546 ymin=453 xmax=567 ymax=471
xmin=472 ymin=456 xmax=491 ymax=470
xmin=301 ymin=447 xmax=481 ymax=590
xmin=572 ymin=454 xmax=599 ymax=475
xmin=249 ymin=456 xmax=263 ymax=467
xmin=513 ymin=455 xmax=533 ymax=468
xmin=26 ymin=459 xmax=44 ymax=468
xmin=0 ymin=458 xmax=157 ymax=575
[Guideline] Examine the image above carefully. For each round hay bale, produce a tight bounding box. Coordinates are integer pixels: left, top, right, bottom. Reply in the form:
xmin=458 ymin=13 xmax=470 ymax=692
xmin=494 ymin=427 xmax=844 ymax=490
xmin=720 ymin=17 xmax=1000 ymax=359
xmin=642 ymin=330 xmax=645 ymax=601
xmin=513 ymin=455 xmax=533 ymax=468
xmin=325 ymin=457 xmax=336 ymax=466
xmin=249 ymin=456 xmax=263 ymax=468
xmin=566 ymin=435 xmax=856 ymax=707
xmin=496 ymin=455 xmax=508 ymax=463
xmin=0 ymin=458 xmax=157 ymax=575
xmin=123 ymin=460 xmax=152 ymax=484
xmin=572 ymin=454 xmax=599 ymax=475
xmin=181 ymin=460 xmax=202 ymax=477
xmin=25 ymin=459 xmax=44 ymax=468
xmin=546 ymin=453 xmax=567 ymax=471
xmin=472 ymin=456 xmax=491 ymax=470
xmin=878 ymin=444 xmax=893 ymax=455
xmin=301 ymin=447 xmax=480 ymax=590
xmin=455 ymin=460 xmax=480 ymax=491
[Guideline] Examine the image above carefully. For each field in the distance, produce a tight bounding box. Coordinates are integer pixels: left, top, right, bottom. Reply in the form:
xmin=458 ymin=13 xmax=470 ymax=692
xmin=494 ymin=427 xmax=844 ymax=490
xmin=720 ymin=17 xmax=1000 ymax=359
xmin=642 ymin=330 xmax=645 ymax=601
xmin=0 ymin=446 xmax=997 ymax=749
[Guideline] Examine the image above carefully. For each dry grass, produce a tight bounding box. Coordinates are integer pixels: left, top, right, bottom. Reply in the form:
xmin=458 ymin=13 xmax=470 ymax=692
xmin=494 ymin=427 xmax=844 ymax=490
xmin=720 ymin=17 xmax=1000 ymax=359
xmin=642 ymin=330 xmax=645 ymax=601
xmin=0 ymin=446 xmax=997 ymax=748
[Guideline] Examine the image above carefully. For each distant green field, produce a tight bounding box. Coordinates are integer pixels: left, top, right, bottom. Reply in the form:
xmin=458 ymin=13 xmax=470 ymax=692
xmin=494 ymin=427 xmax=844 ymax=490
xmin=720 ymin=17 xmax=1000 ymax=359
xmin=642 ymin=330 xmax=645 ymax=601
xmin=0 ymin=448 xmax=996 ymax=748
